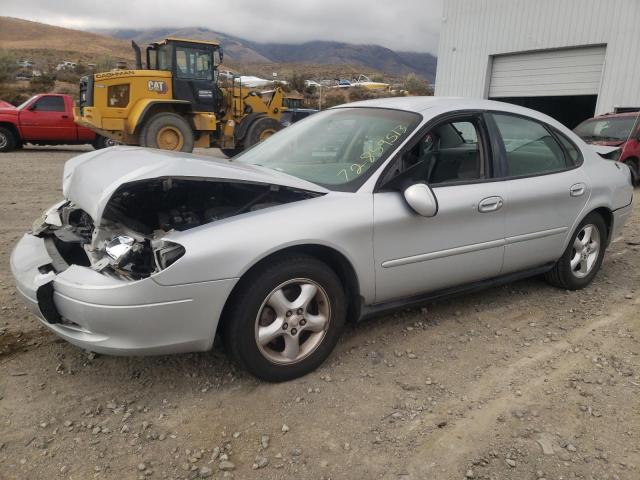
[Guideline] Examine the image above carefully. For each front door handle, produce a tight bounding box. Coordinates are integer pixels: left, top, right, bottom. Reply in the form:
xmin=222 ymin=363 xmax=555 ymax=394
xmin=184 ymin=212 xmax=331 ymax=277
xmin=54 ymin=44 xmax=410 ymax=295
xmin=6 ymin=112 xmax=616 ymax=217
xmin=570 ymin=183 xmax=586 ymax=197
xmin=478 ymin=196 xmax=503 ymax=213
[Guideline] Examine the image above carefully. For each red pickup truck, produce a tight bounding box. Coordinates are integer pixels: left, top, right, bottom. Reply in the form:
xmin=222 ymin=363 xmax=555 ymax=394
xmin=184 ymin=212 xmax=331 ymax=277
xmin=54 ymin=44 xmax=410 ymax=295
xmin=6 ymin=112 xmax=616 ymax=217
xmin=0 ymin=93 xmax=115 ymax=152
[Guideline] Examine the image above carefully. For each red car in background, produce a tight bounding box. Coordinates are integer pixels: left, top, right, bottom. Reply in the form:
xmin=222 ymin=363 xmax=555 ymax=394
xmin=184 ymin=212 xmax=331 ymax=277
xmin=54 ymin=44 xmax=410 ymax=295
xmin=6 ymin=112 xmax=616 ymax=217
xmin=0 ymin=93 xmax=115 ymax=152
xmin=574 ymin=111 xmax=640 ymax=185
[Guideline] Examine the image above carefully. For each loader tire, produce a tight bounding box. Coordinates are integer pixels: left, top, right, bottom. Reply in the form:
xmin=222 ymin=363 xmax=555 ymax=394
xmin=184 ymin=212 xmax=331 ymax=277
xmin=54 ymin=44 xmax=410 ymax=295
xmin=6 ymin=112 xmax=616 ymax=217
xmin=244 ymin=117 xmax=281 ymax=149
xmin=140 ymin=113 xmax=194 ymax=153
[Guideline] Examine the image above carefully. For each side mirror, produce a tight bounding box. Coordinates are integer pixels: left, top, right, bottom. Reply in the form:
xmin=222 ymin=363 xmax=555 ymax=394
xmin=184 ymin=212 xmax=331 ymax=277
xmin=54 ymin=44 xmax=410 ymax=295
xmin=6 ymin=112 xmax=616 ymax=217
xmin=403 ymin=183 xmax=438 ymax=217
xmin=28 ymin=103 xmax=37 ymax=111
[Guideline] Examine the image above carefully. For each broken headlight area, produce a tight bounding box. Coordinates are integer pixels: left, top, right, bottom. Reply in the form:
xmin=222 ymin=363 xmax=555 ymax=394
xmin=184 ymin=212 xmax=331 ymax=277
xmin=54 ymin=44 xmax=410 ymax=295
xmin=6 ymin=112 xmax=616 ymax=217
xmin=32 ymin=178 xmax=317 ymax=280
xmin=31 ymin=202 xmax=185 ymax=280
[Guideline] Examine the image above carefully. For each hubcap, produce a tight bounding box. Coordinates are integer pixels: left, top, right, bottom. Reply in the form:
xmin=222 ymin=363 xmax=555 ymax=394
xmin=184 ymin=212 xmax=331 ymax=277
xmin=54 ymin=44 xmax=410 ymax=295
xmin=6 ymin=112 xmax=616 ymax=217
xmin=0 ymin=133 xmax=7 ymax=149
xmin=254 ymin=278 xmax=331 ymax=365
xmin=258 ymin=129 xmax=276 ymax=142
xmin=105 ymin=138 xmax=119 ymax=147
xmin=570 ymin=224 xmax=601 ymax=278
xmin=156 ymin=126 xmax=184 ymax=150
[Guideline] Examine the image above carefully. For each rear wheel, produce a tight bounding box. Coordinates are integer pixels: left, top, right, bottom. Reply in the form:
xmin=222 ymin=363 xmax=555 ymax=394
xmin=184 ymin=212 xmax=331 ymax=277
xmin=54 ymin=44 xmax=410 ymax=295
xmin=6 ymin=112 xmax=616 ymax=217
xmin=140 ymin=113 xmax=194 ymax=153
xmin=0 ymin=127 xmax=17 ymax=152
xmin=223 ymin=255 xmax=346 ymax=382
xmin=544 ymin=212 xmax=607 ymax=290
xmin=244 ymin=117 xmax=281 ymax=149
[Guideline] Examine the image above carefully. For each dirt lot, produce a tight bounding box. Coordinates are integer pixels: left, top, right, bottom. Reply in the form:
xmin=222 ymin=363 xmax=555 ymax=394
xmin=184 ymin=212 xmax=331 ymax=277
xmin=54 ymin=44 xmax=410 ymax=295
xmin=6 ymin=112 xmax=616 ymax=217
xmin=0 ymin=146 xmax=639 ymax=480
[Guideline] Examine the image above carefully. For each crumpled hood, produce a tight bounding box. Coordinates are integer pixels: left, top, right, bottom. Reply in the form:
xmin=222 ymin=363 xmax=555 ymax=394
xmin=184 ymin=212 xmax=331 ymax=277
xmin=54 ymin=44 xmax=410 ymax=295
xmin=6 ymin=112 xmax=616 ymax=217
xmin=63 ymin=146 xmax=328 ymax=221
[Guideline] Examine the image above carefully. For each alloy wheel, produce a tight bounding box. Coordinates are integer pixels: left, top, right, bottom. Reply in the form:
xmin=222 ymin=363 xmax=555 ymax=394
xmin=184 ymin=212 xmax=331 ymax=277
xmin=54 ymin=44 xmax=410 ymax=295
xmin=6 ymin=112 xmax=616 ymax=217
xmin=570 ymin=224 xmax=601 ymax=278
xmin=254 ymin=278 xmax=331 ymax=364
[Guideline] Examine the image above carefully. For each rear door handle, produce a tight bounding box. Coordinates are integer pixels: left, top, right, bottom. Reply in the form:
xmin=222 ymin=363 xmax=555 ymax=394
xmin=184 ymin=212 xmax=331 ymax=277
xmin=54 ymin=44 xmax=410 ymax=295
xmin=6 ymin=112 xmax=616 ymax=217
xmin=570 ymin=183 xmax=586 ymax=197
xmin=61 ymin=115 xmax=69 ymax=119
xmin=478 ymin=196 xmax=503 ymax=213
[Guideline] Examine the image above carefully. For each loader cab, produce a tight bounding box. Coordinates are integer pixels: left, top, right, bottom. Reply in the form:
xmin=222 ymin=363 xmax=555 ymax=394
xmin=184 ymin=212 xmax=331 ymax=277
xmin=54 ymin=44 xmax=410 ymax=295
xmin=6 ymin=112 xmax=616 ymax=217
xmin=146 ymin=38 xmax=223 ymax=112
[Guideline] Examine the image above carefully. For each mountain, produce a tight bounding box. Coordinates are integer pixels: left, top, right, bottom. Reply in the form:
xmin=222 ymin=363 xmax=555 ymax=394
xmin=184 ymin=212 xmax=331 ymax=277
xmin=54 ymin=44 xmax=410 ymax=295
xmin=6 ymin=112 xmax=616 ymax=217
xmin=97 ymin=27 xmax=437 ymax=80
xmin=0 ymin=17 xmax=133 ymax=62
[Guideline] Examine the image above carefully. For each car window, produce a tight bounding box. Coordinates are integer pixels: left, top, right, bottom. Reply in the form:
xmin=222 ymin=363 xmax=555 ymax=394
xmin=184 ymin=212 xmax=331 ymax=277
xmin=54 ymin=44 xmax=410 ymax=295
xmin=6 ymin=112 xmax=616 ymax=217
xmin=574 ymin=116 xmax=636 ymax=142
xmin=493 ymin=114 xmax=567 ymax=177
xmin=553 ymin=129 xmax=582 ymax=166
xmin=175 ymin=46 xmax=212 ymax=80
xmin=235 ymin=108 xmax=421 ymax=192
xmin=33 ymin=96 xmax=65 ymax=112
xmin=380 ymin=118 xmax=486 ymax=188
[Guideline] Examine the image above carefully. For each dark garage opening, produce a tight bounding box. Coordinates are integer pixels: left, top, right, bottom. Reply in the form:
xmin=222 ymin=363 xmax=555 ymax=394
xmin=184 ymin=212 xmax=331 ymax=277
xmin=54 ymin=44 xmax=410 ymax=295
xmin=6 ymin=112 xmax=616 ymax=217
xmin=490 ymin=95 xmax=597 ymax=129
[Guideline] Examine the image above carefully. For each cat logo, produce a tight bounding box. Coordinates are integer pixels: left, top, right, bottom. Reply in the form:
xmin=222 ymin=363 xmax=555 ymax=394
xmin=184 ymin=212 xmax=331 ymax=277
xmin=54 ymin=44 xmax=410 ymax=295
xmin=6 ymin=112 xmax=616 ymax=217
xmin=147 ymin=80 xmax=167 ymax=93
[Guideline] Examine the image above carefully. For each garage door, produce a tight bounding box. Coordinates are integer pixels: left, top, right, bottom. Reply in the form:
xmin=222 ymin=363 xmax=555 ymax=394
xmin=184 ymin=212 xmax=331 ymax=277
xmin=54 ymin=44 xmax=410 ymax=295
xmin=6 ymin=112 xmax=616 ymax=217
xmin=489 ymin=46 xmax=606 ymax=97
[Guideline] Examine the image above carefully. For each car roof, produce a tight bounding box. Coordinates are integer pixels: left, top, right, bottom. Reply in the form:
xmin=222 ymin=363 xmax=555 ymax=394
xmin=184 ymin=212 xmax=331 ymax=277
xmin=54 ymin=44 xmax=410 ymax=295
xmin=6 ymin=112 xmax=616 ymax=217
xmin=590 ymin=111 xmax=640 ymax=119
xmin=335 ymin=96 xmax=569 ymax=129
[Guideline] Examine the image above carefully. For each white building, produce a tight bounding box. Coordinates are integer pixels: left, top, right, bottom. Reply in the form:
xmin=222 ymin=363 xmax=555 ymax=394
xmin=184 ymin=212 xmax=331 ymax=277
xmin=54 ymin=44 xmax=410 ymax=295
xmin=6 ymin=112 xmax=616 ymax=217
xmin=434 ymin=0 xmax=640 ymax=127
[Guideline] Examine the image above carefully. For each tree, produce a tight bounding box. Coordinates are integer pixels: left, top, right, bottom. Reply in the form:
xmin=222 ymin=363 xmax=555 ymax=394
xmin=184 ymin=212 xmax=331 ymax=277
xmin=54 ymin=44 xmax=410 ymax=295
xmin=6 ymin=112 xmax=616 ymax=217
xmin=403 ymin=73 xmax=430 ymax=95
xmin=29 ymin=73 xmax=56 ymax=93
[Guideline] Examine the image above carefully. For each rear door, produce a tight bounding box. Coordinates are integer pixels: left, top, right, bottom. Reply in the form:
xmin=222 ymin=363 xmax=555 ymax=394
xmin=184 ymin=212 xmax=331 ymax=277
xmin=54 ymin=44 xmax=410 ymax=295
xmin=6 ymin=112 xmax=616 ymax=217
xmin=19 ymin=95 xmax=76 ymax=141
xmin=489 ymin=113 xmax=590 ymax=274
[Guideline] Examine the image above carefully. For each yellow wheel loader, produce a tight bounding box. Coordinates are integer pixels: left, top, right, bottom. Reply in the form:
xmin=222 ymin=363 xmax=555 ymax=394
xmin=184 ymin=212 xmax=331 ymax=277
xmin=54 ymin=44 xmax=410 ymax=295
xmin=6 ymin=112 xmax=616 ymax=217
xmin=74 ymin=38 xmax=283 ymax=156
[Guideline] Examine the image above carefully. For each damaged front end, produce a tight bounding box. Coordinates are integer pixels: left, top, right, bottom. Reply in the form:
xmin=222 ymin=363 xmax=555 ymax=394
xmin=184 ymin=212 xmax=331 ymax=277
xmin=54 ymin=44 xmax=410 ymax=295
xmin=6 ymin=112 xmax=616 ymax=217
xmin=34 ymin=178 xmax=320 ymax=280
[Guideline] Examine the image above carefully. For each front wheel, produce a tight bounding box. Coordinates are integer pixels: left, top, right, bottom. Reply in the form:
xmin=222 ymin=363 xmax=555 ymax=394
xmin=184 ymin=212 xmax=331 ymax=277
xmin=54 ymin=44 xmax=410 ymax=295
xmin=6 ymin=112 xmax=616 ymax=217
xmin=545 ymin=212 xmax=607 ymax=290
xmin=223 ymin=255 xmax=346 ymax=382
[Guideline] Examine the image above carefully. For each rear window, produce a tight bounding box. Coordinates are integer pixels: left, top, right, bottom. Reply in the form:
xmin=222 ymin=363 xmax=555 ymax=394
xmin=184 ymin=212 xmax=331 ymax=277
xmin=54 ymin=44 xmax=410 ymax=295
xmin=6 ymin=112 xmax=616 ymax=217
xmin=493 ymin=113 xmax=568 ymax=177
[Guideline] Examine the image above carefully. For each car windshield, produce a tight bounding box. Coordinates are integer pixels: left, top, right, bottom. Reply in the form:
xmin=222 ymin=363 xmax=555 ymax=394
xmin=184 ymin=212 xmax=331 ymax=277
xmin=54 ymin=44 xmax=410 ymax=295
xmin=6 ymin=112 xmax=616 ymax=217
xmin=234 ymin=107 xmax=421 ymax=192
xmin=574 ymin=116 xmax=638 ymax=142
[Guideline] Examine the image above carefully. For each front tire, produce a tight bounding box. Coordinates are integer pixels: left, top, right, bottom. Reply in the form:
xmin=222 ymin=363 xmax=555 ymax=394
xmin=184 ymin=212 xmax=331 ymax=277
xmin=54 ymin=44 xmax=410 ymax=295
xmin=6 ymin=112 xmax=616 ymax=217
xmin=545 ymin=212 xmax=607 ymax=290
xmin=0 ymin=127 xmax=17 ymax=152
xmin=223 ymin=255 xmax=346 ymax=382
xmin=140 ymin=113 xmax=194 ymax=153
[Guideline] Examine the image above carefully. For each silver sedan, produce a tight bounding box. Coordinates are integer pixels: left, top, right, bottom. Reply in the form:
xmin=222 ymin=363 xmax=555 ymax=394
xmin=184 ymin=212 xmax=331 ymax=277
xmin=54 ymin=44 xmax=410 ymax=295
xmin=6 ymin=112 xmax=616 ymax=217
xmin=11 ymin=97 xmax=634 ymax=381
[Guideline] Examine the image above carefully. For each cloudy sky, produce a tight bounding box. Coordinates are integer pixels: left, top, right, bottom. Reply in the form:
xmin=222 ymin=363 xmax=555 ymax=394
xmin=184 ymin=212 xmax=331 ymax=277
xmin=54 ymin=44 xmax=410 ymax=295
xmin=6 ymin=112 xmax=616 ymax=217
xmin=2 ymin=0 xmax=442 ymax=53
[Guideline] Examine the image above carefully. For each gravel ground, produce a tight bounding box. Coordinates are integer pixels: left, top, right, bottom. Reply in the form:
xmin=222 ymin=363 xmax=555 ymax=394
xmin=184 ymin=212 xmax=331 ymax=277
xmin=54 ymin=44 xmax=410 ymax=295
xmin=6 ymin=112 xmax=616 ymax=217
xmin=0 ymin=146 xmax=639 ymax=480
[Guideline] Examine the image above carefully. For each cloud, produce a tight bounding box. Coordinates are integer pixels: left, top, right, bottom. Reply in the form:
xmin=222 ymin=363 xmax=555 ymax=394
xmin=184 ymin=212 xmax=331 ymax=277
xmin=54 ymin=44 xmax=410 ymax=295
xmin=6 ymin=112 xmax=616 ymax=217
xmin=1 ymin=0 xmax=442 ymax=53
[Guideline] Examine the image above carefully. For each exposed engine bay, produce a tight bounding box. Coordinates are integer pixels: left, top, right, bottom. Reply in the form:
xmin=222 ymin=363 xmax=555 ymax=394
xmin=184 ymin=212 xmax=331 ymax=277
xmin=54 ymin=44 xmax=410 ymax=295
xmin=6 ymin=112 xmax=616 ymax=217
xmin=34 ymin=179 xmax=320 ymax=280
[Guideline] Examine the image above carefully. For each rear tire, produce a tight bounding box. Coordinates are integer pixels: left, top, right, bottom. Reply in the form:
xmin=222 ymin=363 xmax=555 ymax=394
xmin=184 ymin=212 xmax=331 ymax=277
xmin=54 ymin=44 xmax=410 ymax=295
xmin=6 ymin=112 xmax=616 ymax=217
xmin=0 ymin=127 xmax=17 ymax=152
xmin=223 ymin=255 xmax=346 ymax=382
xmin=140 ymin=113 xmax=194 ymax=153
xmin=544 ymin=212 xmax=607 ymax=290
xmin=244 ymin=117 xmax=281 ymax=149
xmin=624 ymin=158 xmax=639 ymax=186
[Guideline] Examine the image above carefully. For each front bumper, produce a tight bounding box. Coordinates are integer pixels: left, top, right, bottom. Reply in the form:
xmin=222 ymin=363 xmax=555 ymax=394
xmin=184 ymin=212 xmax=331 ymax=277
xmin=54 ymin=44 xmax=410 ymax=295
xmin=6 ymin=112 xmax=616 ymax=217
xmin=10 ymin=233 xmax=238 ymax=355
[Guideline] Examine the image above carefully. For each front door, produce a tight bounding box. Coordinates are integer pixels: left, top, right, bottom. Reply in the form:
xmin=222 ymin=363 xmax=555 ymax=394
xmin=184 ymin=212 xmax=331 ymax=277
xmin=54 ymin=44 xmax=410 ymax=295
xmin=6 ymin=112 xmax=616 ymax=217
xmin=373 ymin=115 xmax=506 ymax=303
xmin=19 ymin=95 xmax=76 ymax=141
